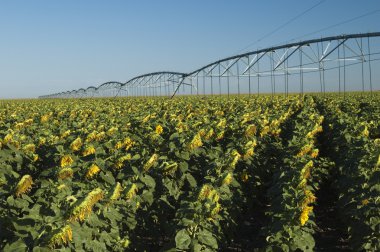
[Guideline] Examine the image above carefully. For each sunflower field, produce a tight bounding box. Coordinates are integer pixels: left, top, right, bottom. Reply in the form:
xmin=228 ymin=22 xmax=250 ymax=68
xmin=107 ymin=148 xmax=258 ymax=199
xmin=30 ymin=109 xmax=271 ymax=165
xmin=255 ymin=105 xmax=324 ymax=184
xmin=0 ymin=93 xmax=379 ymax=251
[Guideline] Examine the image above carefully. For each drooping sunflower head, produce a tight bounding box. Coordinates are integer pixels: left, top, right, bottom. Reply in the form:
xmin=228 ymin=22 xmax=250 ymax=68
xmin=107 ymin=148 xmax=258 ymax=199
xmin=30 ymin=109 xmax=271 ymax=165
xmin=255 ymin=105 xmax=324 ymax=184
xmin=109 ymin=182 xmax=123 ymax=202
xmin=303 ymin=189 xmax=316 ymax=205
xmin=230 ymin=149 xmax=241 ymax=168
xmin=114 ymin=141 xmax=124 ymax=150
xmin=69 ymin=188 xmax=104 ymax=222
xmin=61 ymin=130 xmax=71 ymax=139
xmin=299 ymin=160 xmax=313 ymax=184
xmin=198 ymin=184 xmax=212 ymax=201
xmin=41 ymin=114 xmax=50 ymax=123
xmin=125 ymin=183 xmax=138 ymax=200
xmin=48 ymin=224 xmax=73 ymax=248
xmin=210 ymin=202 xmax=222 ymax=218
xmin=188 ymin=134 xmax=203 ymax=151
xmin=155 ymin=125 xmax=163 ymax=135
xmin=114 ymin=154 xmax=132 ymax=169
xmin=243 ymin=147 xmax=254 ymax=160
xmin=3 ymin=133 xmax=13 ymax=144
xmin=216 ymin=131 xmax=225 ymax=141
xmin=124 ymin=137 xmax=134 ymax=151
xmin=24 ymin=118 xmax=34 ymax=125
xmin=310 ymin=149 xmax=319 ymax=158
xmin=23 ymin=143 xmax=36 ymax=153
xmin=204 ymin=128 xmax=214 ymax=140
xmin=60 ymin=155 xmax=74 ymax=168
xmin=58 ymin=168 xmax=74 ymax=180
xmin=297 ymin=144 xmax=313 ymax=157
xmin=15 ymin=174 xmax=33 ymax=197
xmin=82 ymin=145 xmax=96 ymax=157
xmin=107 ymin=127 xmax=119 ymax=136
xmin=245 ymin=124 xmax=257 ymax=138
xmin=95 ymin=131 xmax=106 ymax=141
xmin=143 ymin=154 xmax=159 ymax=171
xmin=198 ymin=128 xmax=206 ymax=137
xmin=70 ymin=137 xmax=83 ymax=152
xmin=15 ymin=122 xmax=25 ymax=130
xmin=85 ymin=131 xmax=98 ymax=142
xmin=85 ymin=164 xmax=100 ymax=179
xmin=300 ymin=205 xmax=313 ymax=226
xmin=222 ymin=172 xmax=233 ymax=186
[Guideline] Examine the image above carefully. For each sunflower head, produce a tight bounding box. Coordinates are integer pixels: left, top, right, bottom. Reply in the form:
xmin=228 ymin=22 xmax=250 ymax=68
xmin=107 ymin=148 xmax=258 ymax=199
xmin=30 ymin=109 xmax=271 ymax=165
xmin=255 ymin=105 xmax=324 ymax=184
xmin=85 ymin=164 xmax=100 ymax=179
xmin=114 ymin=141 xmax=124 ymax=150
xmin=41 ymin=114 xmax=51 ymax=123
xmin=70 ymin=137 xmax=83 ymax=152
xmin=60 ymin=155 xmax=74 ymax=168
xmin=58 ymin=168 xmax=74 ymax=180
xmin=188 ymin=134 xmax=203 ymax=151
xmin=300 ymin=205 xmax=313 ymax=226
xmin=222 ymin=173 xmax=233 ymax=186
xmin=22 ymin=143 xmax=36 ymax=153
xmin=69 ymin=188 xmax=104 ymax=222
xmin=143 ymin=154 xmax=159 ymax=171
xmin=15 ymin=175 xmax=33 ymax=197
xmin=245 ymin=124 xmax=257 ymax=138
xmin=82 ymin=145 xmax=96 ymax=157
xmin=155 ymin=125 xmax=163 ymax=135
xmin=125 ymin=183 xmax=138 ymax=200
xmin=198 ymin=184 xmax=212 ymax=201
xmin=48 ymin=225 xmax=73 ymax=248
xmin=109 ymin=182 xmax=123 ymax=202
xmin=124 ymin=137 xmax=134 ymax=150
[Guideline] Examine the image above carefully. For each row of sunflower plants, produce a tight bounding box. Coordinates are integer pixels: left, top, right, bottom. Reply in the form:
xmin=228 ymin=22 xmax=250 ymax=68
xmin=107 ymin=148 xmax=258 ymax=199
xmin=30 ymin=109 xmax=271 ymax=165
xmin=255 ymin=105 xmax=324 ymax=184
xmin=263 ymin=96 xmax=330 ymax=251
xmin=164 ymin=96 xmax=305 ymax=251
xmin=315 ymin=95 xmax=380 ymax=251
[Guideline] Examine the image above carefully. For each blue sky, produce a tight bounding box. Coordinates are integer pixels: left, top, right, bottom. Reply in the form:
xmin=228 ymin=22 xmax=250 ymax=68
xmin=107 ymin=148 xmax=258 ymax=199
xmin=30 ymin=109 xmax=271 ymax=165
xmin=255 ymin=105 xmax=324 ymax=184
xmin=0 ymin=0 xmax=379 ymax=98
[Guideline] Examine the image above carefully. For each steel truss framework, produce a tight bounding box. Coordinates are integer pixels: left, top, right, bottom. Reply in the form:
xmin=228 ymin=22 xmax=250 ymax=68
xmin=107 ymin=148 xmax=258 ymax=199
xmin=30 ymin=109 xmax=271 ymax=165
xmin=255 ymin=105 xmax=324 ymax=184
xmin=39 ymin=32 xmax=380 ymax=99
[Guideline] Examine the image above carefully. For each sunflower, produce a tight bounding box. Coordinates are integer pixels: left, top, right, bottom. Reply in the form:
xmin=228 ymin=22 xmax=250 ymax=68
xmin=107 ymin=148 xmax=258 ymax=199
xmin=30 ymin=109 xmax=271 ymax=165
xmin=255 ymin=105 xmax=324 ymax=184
xmin=60 ymin=155 xmax=74 ymax=168
xmin=198 ymin=184 xmax=212 ymax=201
xmin=188 ymin=134 xmax=203 ymax=150
xmin=300 ymin=205 xmax=313 ymax=226
xmin=155 ymin=125 xmax=163 ymax=135
xmin=41 ymin=114 xmax=50 ymax=123
xmin=108 ymin=182 xmax=123 ymax=202
xmin=15 ymin=175 xmax=33 ymax=197
xmin=82 ymin=145 xmax=96 ymax=157
xmin=222 ymin=173 xmax=233 ymax=186
xmin=58 ymin=168 xmax=74 ymax=180
xmin=125 ymin=184 xmax=138 ymax=200
xmin=85 ymin=164 xmax=100 ymax=179
xmin=48 ymin=225 xmax=73 ymax=248
xmin=69 ymin=188 xmax=104 ymax=222
xmin=143 ymin=154 xmax=159 ymax=171
xmin=70 ymin=137 xmax=82 ymax=152
xmin=245 ymin=124 xmax=257 ymax=138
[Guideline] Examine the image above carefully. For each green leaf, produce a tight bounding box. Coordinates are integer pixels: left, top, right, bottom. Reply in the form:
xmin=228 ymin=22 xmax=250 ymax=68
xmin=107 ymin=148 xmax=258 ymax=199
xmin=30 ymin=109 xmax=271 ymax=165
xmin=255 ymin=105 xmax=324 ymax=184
xmin=197 ymin=229 xmax=218 ymax=249
xmin=140 ymin=174 xmax=156 ymax=189
xmin=186 ymin=174 xmax=197 ymax=188
xmin=181 ymin=151 xmax=190 ymax=161
xmin=141 ymin=191 xmax=154 ymax=205
xmin=32 ymin=247 xmax=51 ymax=252
xmin=169 ymin=132 xmax=180 ymax=141
xmin=3 ymin=239 xmax=27 ymax=252
xmin=179 ymin=162 xmax=189 ymax=173
xmin=100 ymin=171 xmax=115 ymax=185
xmin=175 ymin=229 xmax=191 ymax=250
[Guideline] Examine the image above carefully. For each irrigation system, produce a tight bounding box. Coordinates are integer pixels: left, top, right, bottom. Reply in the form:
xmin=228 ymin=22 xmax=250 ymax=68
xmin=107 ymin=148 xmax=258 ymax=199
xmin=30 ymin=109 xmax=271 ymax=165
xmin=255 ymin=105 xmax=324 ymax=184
xmin=39 ymin=32 xmax=380 ymax=98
